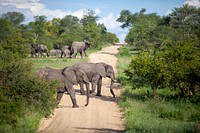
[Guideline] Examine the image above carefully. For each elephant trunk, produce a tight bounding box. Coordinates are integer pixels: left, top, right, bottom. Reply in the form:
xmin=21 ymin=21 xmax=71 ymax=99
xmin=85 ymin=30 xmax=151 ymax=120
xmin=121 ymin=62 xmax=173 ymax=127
xmin=110 ymin=80 xmax=115 ymax=98
xmin=112 ymin=79 xmax=117 ymax=83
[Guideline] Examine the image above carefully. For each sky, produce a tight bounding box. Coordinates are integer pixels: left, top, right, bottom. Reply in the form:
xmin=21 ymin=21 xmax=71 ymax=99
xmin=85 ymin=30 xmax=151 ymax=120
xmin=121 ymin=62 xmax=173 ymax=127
xmin=0 ymin=0 xmax=200 ymax=42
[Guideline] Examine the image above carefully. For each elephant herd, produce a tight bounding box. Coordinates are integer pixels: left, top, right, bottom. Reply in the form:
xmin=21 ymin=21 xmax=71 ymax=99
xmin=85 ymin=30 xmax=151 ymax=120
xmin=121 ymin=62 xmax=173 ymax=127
xmin=31 ymin=41 xmax=90 ymax=58
xmin=35 ymin=62 xmax=116 ymax=108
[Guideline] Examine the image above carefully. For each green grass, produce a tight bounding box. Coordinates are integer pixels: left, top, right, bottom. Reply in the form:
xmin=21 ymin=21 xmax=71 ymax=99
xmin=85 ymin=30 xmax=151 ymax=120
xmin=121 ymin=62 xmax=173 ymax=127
xmin=120 ymin=87 xmax=198 ymax=133
xmin=31 ymin=58 xmax=87 ymax=70
xmin=116 ymin=47 xmax=200 ymax=133
xmin=30 ymin=49 xmax=98 ymax=70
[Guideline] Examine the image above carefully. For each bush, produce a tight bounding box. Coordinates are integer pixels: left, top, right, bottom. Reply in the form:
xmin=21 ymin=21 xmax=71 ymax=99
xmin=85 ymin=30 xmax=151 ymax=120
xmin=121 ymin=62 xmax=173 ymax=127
xmin=125 ymin=40 xmax=200 ymax=98
xmin=0 ymin=51 xmax=56 ymax=132
xmin=190 ymin=112 xmax=200 ymax=121
xmin=117 ymin=47 xmax=131 ymax=57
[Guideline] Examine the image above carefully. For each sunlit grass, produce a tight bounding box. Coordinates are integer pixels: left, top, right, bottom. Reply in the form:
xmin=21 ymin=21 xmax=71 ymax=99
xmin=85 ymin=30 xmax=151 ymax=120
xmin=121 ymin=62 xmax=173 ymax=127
xmin=116 ymin=47 xmax=199 ymax=133
xmin=30 ymin=49 xmax=98 ymax=70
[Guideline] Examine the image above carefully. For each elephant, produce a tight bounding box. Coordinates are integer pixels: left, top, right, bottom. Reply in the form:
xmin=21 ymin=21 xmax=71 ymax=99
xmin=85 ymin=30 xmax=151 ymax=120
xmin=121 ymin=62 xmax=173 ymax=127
xmin=49 ymin=49 xmax=61 ymax=57
xmin=73 ymin=62 xmax=116 ymax=98
xmin=70 ymin=40 xmax=90 ymax=58
xmin=35 ymin=66 xmax=90 ymax=108
xmin=60 ymin=45 xmax=71 ymax=58
xmin=31 ymin=44 xmax=49 ymax=57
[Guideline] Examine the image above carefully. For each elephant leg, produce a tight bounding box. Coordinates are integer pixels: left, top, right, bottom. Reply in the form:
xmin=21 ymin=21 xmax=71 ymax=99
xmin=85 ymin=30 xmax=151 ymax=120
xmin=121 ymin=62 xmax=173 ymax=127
xmin=56 ymin=92 xmax=64 ymax=108
xmin=46 ymin=52 xmax=49 ymax=57
xmin=84 ymin=50 xmax=87 ymax=57
xmin=90 ymin=82 xmax=97 ymax=94
xmin=60 ymin=52 xmax=63 ymax=58
xmin=39 ymin=51 xmax=43 ymax=57
xmin=71 ymin=50 xmax=77 ymax=58
xmin=90 ymin=75 xmax=100 ymax=94
xmin=66 ymin=86 xmax=79 ymax=108
xmin=79 ymin=83 xmax=85 ymax=95
xmin=74 ymin=52 xmax=77 ymax=58
xmin=96 ymin=77 xmax=102 ymax=96
xmin=55 ymin=86 xmax=66 ymax=107
xmin=80 ymin=51 xmax=83 ymax=58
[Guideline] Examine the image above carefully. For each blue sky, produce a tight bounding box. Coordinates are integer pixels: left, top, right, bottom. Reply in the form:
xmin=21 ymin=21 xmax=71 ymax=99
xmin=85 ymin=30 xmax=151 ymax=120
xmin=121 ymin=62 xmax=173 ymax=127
xmin=0 ymin=0 xmax=200 ymax=42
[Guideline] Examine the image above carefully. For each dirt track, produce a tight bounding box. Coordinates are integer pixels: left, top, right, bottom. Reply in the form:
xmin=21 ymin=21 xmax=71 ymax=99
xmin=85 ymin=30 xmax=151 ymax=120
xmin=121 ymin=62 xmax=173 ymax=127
xmin=37 ymin=45 xmax=125 ymax=133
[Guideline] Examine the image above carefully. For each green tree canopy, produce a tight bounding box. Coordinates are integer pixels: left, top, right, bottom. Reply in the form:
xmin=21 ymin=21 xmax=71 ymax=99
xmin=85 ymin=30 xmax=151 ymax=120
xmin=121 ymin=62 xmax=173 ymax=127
xmin=123 ymin=5 xmax=200 ymax=98
xmin=1 ymin=11 xmax=25 ymax=26
xmin=81 ymin=9 xmax=99 ymax=26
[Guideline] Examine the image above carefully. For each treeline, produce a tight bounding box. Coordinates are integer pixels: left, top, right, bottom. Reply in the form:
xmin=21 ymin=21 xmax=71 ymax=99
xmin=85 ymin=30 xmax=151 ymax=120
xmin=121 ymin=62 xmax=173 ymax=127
xmin=1 ymin=9 xmax=119 ymax=51
xmin=117 ymin=4 xmax=200 ymax=100
xmin=0 ymin=9 xmax=119 ymax=132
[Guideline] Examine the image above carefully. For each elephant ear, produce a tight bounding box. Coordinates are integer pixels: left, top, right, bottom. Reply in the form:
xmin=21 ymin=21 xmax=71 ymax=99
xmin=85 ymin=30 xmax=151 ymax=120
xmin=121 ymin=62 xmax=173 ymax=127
xmin=62 ymin=67 xmax=78 ymax=85
xmin=95 ymin=63 xmax=106 ymax=77
xmin=74 ymin=68 xmax=89 ymax=83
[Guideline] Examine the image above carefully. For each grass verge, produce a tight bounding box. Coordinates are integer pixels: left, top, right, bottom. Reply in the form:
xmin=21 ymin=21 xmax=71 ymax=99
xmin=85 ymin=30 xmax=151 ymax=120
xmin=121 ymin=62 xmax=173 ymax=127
xmin=116 ymin=46 xmax=200 ymax=133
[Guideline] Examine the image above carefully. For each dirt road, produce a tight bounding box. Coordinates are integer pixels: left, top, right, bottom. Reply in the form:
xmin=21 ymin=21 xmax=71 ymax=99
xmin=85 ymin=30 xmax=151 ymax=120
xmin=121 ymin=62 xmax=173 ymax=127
xmin=37 ymin=45 xmax=124 ymax=133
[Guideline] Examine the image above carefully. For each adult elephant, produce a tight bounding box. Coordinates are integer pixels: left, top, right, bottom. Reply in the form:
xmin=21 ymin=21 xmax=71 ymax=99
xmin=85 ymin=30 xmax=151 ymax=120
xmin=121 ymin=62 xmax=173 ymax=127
xmin=31 ymin=44 xmax=49 ymax=57
xmin=73 ymin=62 xmax=116 ymax=98
xmin=70 ymin=40 xmax=90 ymax=58
xmin=35 ymin=67 xmax=90 ymax=108
xmin=60 ymin=45 xmax=71 ymax=58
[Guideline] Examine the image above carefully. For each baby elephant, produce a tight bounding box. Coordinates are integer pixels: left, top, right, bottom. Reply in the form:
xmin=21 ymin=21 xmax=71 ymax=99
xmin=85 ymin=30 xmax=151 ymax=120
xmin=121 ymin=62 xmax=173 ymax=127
xmin=35 ymin=67 xmax=90 ymax=108
xmin=49 ymin=49 xmax=61 ymax=57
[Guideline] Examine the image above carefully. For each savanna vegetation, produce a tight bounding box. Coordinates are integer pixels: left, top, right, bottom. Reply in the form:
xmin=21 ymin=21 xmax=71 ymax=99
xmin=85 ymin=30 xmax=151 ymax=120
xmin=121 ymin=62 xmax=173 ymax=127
xmin=1 ymin=3 xmax=200 ymax=133
xmin=0 ymin=9 xmax=119 ymax=133
xmin=116 ymin=4 xmax=200 ymax=132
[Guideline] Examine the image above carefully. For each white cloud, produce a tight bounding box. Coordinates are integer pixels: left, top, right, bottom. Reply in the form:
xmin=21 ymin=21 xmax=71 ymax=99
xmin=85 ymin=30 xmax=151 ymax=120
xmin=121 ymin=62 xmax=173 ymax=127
xmin=98 ymin=13 xmax=120 ymax=30
xmin=184 ymin=0 xmax=200 ymax=7
xmin=0 ymin=0 xmax=127 ymax=42
xmin=0 ymin=0 xmax=86 ymax=21
xmin=98 ymin=13 xmax=128 ymax=42
xmin=94 ymin=7 xmax=101 ymax=15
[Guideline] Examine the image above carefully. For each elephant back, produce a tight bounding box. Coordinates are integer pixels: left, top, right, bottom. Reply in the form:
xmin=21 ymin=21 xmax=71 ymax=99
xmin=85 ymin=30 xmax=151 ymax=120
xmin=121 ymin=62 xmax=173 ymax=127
xmin=71 ymin=42 xmax=86 ymax=51
xmin=62 ymin=67 xmax=89 ymax=85
xmin=35 ymin=67 xmax=66 ymax=83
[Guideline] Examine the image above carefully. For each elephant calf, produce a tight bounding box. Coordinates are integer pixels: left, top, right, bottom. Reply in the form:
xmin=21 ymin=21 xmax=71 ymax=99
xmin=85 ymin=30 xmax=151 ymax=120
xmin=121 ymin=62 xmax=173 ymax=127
xmin=60 ymin=45 xmax=71 ymax=58
xmin=35 ymin=66 xmax=90 ymax=108
xmin=49 ymin=49 xmax=61 ymax=57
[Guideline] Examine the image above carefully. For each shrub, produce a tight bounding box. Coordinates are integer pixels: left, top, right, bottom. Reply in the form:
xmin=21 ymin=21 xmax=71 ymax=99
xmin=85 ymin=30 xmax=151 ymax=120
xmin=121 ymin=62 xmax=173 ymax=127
xmin=125 ymin=40 xmax=200 ymax=98
xmin=0 ymin=51 xmax=56 ymax=131
xmin=117 ymin=47 xmax=131 ymax=57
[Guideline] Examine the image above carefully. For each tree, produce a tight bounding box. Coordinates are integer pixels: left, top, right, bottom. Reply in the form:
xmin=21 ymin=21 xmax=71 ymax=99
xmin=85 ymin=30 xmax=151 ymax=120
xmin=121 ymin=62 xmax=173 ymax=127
xmin=59 ymin=15 xmax=82 ymax=45
xmin=116 ymin=10 xmax=133 ymax=28
xmin=28 ymin=15 xmax=47 ymax=42
xmin=169 ymin=4 xmax=200 ymax=39
xmin=81 ymin=9 xmax=99 ymax=26
xmin=0 ymin=18 xmax=28 ymax=57
xmin=60 ymin=15 xmax=80 ymax=29
xmin=1 ymin=11 xmax=25 ymax=26
xmin=105 ymin=32 xmax=119 ymax=43
xmin=82 ymin=23 xmax=102 ymax=49
xmin=51 ymin=18 xmax=60 ymax=35
xmin=120 ymin=10 xmax=161 ymax=48
xmin=123 ymin=5 xmax=200 ymax=98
